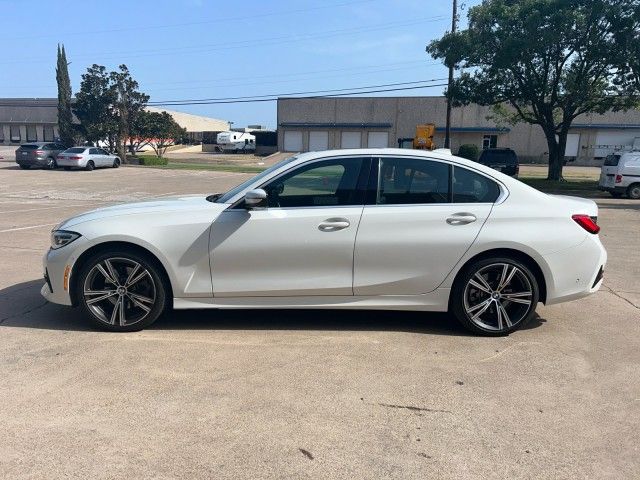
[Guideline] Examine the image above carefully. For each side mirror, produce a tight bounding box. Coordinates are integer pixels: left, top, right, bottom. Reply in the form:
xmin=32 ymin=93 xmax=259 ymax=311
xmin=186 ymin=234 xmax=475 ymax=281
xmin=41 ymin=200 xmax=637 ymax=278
xmin=244 ymin=189 xmax=267 ymax=209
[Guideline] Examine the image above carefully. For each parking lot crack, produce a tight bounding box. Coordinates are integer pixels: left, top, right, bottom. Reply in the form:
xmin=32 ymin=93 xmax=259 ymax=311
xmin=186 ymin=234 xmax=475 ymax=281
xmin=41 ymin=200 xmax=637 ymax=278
xmin=602 ymin=285 xmax=640 ymax=310
xmin=377 ymin=403 xmax=452 ymax=414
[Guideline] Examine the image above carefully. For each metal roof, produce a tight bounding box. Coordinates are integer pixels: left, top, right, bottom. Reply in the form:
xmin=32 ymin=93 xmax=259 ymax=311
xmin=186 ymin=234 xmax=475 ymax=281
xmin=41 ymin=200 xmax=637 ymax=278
xmin=279 ymin=122 xmax=393 ymax=128
xmin=0 ymin=98 xmax=60 ymax=124
xmin=570 ymin=124 xmax=640 ymax=130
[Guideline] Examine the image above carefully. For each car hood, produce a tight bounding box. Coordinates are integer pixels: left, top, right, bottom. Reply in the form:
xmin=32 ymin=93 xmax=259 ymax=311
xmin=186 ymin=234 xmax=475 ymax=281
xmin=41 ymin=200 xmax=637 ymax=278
xmin=58 ymin=195 xmax=224 ymax=229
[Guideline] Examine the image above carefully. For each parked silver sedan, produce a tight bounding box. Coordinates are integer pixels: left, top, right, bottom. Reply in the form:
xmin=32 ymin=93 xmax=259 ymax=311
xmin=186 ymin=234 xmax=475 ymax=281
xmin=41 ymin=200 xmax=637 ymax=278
xmin=56 ymin=147 xmax=121 ymax=171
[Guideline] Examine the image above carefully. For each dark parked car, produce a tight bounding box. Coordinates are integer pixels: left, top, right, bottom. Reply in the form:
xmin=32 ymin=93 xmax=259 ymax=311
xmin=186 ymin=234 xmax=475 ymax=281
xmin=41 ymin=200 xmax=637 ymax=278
xmin=15 ymin=142 xmax=67 ymax=170
xmin=477 ymin=148 xmax=519 ymax=177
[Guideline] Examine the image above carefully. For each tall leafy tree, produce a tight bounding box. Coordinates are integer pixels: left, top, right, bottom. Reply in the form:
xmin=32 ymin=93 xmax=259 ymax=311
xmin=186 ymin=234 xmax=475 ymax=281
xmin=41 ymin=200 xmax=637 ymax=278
xmin=428 ymin=0 xmax=639 ymax=180
xmin=74 ymin=64 xmax=149 ymax=160
xmin=55 ymin=44 xmax=74 ymax=147
xmin=145 ymin=111 xmax=187 ymax=157
xmin=110 ymin=65 xmax=149 ymax=161
xmin=74 ymin=64 xmax=117 ymax=147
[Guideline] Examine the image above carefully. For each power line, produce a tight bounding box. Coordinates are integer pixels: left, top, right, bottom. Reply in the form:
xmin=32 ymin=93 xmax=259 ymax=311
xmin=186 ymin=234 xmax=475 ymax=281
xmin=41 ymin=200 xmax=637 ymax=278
xmin=148 ymin=83 xmax=449 ymax=106
xmin=148 ymin=78 xmax=449 ymax=105
xmin=1 ymin=16 xmax=445 ymax=66
xmin=12 ymin=0 xmax=378 ymax=41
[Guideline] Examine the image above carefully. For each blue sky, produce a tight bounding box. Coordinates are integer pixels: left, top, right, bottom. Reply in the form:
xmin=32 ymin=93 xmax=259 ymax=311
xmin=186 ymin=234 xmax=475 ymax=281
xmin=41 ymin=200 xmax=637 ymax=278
xmin=1 ymin=0 xmax=480 ymax=128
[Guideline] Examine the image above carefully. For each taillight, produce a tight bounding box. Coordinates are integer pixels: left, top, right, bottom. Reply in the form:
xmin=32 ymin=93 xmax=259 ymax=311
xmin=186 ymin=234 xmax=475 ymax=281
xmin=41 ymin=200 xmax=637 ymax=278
xmin=572 ymin=214 xmax=600 ymax=234
xmin=34 ymin=150 xmax=44 ymax=155
xmin=69 ymin=156 xmax=82 ymax=160
xmin=615 ymin=174 xmax=622 ymax=184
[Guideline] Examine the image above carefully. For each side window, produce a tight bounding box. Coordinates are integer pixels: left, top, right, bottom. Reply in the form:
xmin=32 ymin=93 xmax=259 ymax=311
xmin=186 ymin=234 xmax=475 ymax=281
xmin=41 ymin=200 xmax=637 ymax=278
xmin=98 ymin=149 xmax=109 ymax=155
xmin=89 ymin=148 xmax=99 ymax=154
xmin=377 ymin=157 xmax=449 ymax=205
xmin=452 ymin=166 xmax=500 ymax=203
xmin=261 ymin=158 xmax=365 ymax=208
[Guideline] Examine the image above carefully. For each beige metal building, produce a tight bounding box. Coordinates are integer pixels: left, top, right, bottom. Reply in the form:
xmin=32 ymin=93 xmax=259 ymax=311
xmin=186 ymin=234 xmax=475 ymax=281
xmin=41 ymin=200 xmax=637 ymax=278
xmin=277 ymin=96 xmax=640 ymax=165
xmin=0 ymin=98 xmax=229 ymax=146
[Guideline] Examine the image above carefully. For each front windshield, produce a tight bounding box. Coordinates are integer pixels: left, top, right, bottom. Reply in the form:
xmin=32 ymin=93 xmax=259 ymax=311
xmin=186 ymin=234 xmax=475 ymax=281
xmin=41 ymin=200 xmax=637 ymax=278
xmin=214 ymin=155 xmax=298 ymax=203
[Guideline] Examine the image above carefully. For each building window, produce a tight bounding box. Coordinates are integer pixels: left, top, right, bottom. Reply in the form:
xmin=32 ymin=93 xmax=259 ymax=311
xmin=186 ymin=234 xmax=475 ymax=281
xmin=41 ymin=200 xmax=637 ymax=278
xmin=341 ymin=131 xmax=361 ymax=149
xmin=10 ymin=125 xmax=21 ymax=143
xmin=482 ymin=134 xmax=497 ymax=149
xmin=26 ymin=125 xmax=37 ymax=142
xmin=43 ymin=125 xmax=54 ymax=142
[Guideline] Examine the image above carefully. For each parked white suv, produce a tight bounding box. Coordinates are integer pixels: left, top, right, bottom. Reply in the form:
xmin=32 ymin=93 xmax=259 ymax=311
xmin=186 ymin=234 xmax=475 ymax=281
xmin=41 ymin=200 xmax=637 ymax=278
xmin=598 ymin=151 xmax=640 ymax=199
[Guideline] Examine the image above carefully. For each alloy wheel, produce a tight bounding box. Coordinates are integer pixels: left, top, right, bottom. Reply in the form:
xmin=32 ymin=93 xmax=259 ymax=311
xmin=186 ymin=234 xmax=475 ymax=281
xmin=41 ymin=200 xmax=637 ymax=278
xmin=463 ymin=262 xmax=533 ymax=331
xmin=82 ymin=257 xmax=156 ymax=327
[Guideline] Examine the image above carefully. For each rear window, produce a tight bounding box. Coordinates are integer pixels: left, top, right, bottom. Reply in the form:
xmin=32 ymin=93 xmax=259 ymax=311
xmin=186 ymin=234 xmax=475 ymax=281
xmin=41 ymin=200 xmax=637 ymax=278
xmin=479 ymin=150 xmax=517 ymax=165
xmin=604 ymin=154 xmax=620 ymax=166
xmin=19 ymin=144 xmax=40 ymax=150
xmin=66 ymin=147 xmax=86 ymax=153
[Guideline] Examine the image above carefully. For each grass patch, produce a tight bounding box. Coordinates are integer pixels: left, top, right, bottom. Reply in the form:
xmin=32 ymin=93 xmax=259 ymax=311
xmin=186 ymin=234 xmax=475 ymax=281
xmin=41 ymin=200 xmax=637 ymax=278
xmin=519 ymin=177 xmax=602 ymax=196
xmin=137 ymin=155 xmax=169 ymax=166
xmin=137 ymin=161 xmax=265 ymax=173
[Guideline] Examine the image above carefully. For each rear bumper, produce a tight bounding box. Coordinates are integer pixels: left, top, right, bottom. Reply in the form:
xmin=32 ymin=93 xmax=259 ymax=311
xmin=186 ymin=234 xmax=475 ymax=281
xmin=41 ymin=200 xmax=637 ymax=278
xmin=598 ymin=185 xmax=625 ymax=193
xmin=543 ymin=234 xmax=607 ymax=305
xmin=56 ymin=158 xmax=85 ymax=167
xmin=16 ymin=156 xmax=47 ymax=166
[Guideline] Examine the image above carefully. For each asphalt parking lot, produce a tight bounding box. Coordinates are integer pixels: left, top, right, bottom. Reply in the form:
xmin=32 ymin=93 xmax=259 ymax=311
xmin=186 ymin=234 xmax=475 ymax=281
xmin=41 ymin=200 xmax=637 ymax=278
xmin=0 ymin=162 xmax=638 ymax=479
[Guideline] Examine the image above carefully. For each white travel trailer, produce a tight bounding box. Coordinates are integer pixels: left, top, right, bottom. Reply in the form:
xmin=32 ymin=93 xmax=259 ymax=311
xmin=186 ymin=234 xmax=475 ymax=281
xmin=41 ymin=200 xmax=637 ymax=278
xmin=216 ymin=131 xmax=256 ymax=152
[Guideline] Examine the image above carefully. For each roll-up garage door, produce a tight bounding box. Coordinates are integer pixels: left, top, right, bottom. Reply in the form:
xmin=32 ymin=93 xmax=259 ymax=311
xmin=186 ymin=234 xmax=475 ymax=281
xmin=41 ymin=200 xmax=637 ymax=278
xmin=367 ymin=131 xmax=389 ymax=148
xmin=283 ymin=131 xmax=303 ymax=152
xmin=308 ymin=131 xmax=329 ymax=151
xmin=341 ymin=131 xmax=361 ymax=149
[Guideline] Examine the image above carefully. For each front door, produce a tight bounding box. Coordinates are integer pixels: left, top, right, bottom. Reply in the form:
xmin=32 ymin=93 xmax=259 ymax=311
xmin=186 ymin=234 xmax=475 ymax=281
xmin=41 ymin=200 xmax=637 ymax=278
xmin=210 ymin=156 xmax=370 ymax=297
xmin=354 ymin=156 xmax=500 ymax=295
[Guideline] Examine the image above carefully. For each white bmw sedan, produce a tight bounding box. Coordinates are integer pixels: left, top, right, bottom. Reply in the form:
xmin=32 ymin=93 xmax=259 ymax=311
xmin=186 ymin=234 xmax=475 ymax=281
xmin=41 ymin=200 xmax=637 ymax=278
xmin=42 ymin=149 xmax=606 ymax=335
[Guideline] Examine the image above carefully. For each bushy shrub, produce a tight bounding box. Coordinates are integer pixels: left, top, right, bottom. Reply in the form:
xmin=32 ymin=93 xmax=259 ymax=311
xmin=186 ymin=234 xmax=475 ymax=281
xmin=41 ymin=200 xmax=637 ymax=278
xmin=138 ymin=156 xmax=168 ymax=166
xmin=457 ymin=144 xmax=480 ymax=161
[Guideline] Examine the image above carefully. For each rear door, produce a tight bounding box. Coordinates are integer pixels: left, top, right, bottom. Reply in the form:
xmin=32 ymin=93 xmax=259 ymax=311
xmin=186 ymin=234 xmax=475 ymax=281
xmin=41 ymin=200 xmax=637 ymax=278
xmin=599 ymin=154 xmax=621 ymax=188
xmin=354 ymin=156 xmax=499 ymax=295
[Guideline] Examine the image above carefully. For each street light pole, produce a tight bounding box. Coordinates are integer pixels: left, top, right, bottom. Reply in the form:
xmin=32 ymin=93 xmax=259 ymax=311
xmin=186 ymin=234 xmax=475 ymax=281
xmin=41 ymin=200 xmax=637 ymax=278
xmin=444 ymin=0 xmax=457 ymax=150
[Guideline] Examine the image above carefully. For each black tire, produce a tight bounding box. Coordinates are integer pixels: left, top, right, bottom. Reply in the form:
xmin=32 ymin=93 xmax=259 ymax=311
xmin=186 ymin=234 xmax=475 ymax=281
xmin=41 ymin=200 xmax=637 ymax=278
xmin=610 ymin=191 xmax=623 ymax=198
xmin=75 ymin=249 xmax=168 ymax=332
xmin=63 ymin=166 xmax=71 ymax=171
xmin=450 ymin=257 xmax=539 ymax=336
xmin=112 ymin=158 xmax=120 ymax=168
xmin=19 ymin=164 xmax=29 ymax=170
xmin=627 ymin=183 xmax=640 ymax=200
xmin=46 ymin=157 xmax=57 ymax=170
xmin=85 ymin=160 xmax=94 ymax=171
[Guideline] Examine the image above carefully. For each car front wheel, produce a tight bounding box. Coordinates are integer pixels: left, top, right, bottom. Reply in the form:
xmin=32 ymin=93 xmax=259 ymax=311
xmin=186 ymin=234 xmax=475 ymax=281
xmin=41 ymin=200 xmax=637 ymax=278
xmin=76 ymin=250 xmax=167 ymax=331
xmin=451 ymin=257 xmax=539 ymax=336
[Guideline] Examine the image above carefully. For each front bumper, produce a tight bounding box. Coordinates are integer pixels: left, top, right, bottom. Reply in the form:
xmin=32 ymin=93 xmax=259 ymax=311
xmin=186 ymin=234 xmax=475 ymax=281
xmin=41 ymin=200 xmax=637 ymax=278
xmin=41 ymin=236 xmax=89 ymax=306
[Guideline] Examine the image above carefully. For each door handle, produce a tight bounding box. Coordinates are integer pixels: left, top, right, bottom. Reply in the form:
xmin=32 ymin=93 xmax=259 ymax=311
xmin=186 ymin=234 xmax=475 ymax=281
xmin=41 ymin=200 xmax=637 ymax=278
xmin=446 ymin=213 xmax=477 ymax=225
xmin=318 ymin=218 xmax=350 ymax=231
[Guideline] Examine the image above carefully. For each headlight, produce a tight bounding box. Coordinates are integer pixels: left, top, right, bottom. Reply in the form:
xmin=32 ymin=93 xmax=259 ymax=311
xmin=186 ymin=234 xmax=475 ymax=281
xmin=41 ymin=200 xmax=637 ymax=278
xmin=50 ymin=230 xmax=81 ymax=249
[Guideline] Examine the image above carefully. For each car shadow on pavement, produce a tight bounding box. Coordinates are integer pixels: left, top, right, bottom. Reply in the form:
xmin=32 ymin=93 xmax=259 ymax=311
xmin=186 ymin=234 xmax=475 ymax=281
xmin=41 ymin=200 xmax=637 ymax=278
xmin=0 ymin=279 xmax=546 ymax=335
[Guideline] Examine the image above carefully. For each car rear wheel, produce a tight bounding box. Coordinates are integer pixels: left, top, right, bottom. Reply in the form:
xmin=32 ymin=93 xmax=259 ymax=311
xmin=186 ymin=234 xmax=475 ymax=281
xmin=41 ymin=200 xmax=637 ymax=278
xmin=85 ymin=160 xmax=94 ymax=171
xmin=76 ymin=250 xmax=167 ymax=332
xmin=451 ymin=257 xmax=539 ymax=336
xmin=112 ymin=158 xmax=120 ymax=168
xmin=627 ymin=183 xmax=640 ymax=200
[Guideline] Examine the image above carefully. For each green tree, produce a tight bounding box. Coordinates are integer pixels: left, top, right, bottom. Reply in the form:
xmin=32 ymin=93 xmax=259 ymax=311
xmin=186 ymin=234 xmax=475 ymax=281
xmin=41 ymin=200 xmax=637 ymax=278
xmin=55 ymin=44 xmax=74 ymax=147
xmin=74 ymin=64 xmax=148 ymax=160
xmin=110 ymin=65 xmax=149 ymax=161
xmin=74 ymin=64 xmax=117 ymax=147
xmin=145 ymin=111 xmax=187 ymax=157
xmin=428 ymin=0 xmax=639 ymax=180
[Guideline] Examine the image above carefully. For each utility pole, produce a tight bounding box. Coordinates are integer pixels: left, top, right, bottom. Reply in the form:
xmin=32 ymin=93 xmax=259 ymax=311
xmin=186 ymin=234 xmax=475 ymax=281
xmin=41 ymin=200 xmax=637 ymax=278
xmin=444 ymin=0 xmax=457 ymax=150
